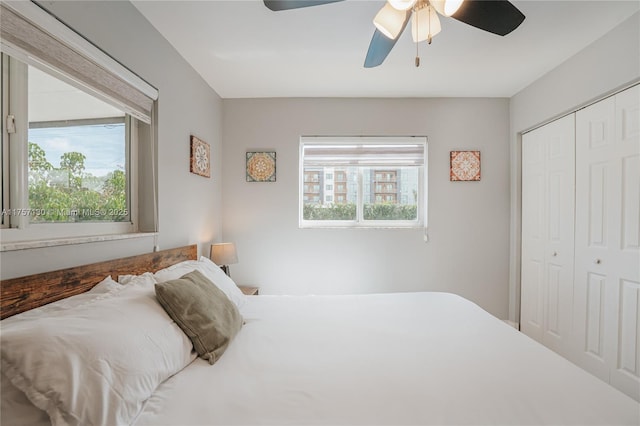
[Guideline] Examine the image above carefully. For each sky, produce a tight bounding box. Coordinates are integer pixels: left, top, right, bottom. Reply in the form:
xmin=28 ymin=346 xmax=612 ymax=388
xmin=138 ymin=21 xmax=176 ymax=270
xmin=28 ymin=123 xmax=126 ymax=178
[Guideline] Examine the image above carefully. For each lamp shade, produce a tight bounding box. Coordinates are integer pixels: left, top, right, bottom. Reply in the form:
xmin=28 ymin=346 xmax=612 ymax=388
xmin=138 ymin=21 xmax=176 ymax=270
xmin=373 ymin=2 xmax=408 ymax=40
xmin=411 ymin=5 xmax=441 ymax=42
xmin=210 ymin=243 xmax=238 ymax=266
xmin=388 ymin=0 xmax=417 ymax=11
xmin=431 ymin=0 xmax=464 ymax=17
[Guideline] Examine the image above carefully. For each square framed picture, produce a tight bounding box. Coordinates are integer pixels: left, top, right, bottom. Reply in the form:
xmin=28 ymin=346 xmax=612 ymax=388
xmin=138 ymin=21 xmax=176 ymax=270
xmin=190 ymin=135 xmax=210 ymax=178
xmin=246 ymin=151 xmax=276 ymax=182
xmin=450 ymin=150 xmax=481 ymax=181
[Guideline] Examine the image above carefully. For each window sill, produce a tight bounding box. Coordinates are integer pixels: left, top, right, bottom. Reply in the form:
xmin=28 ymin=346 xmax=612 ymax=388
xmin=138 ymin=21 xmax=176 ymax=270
xmin=299 ymin=222 xmax=424 ymax=229
xmin=0 ymin=232 xmax=157 ymax=252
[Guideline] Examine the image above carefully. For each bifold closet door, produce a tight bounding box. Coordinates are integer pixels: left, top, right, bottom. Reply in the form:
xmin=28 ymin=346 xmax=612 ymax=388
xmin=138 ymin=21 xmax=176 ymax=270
xmin=574 ymin=85 xmax=640 ymax=401
xmin=521 ymin=114 xmax=575 ymax=357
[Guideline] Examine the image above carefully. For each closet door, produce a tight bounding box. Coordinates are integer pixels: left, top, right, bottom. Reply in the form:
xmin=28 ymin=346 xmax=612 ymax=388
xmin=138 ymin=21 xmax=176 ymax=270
xmin=521 ymin=114 xmax=575 ymax=357
xmin=574 ymin=85 xmax=640 ymax=400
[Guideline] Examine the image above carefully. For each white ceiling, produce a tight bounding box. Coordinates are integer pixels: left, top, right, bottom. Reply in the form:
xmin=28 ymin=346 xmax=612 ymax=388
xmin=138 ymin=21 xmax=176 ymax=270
xmin=132 ymin=0 xmax=639 ymax=99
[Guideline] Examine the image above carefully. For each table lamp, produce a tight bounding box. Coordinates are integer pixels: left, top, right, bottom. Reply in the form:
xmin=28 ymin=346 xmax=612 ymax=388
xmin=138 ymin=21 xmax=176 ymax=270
xmin=210 ymin=242 xmax=238 ymax=276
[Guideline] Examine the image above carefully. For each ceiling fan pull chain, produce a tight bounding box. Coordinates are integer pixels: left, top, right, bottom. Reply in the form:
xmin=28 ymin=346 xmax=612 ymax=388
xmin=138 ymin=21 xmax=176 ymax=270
xmin=415 ymin=4 xmax=421 ymax=67
xmin=427 ymin=5 xmax=433 ymax=45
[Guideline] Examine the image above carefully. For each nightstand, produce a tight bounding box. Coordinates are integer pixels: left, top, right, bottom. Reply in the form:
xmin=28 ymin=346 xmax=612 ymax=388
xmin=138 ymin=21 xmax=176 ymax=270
xmin=238 ymin=285 xmax=259 ymax=296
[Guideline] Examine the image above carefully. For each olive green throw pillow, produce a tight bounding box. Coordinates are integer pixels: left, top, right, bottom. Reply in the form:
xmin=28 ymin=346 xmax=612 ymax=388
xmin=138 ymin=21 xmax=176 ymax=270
xmin=155 ymin=269 xmax=243 ymax=365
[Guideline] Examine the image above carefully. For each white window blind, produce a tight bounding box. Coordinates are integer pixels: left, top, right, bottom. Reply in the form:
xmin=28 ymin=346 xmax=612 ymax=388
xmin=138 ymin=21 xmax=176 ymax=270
xmin=302 ymin=137 xmax=425 ymax=167
xmin=0 ymin=2 xmax=157 ymax=124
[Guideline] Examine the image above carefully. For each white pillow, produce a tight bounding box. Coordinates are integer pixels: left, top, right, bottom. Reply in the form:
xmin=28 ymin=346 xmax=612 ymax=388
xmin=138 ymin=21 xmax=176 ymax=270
xmin=117 ymin=271 xmax=157 ymax=286
xmin=1 ymin=278 xmax=195 ymax=426
xmin=152 ymin=260 xmax=200 ymax=280
xmin=1 ymin=373 xmax=49 ymax=426
xmin=153 ymin=258 xmax=246 ymax=308
xmin=89 ymin=275 xmax=123 ymax=293
xmin=0 ymin=276 xmax=125 ymax=423
xmin=197 ymin=256 xmax=246 ymax=308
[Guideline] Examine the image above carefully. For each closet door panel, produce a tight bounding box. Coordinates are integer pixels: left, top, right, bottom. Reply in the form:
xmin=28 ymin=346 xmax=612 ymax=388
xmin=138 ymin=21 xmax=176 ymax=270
xmin=521 ymin=114 xmax=575 ymax=357
xmin=521 ymin=131 xmax=545 ymax=342
xmin=575 ymin=96 xmax=615 ymax=382
xmin=546 ymin=264 xmax=562 ymax=337
xmin=609 ymin=85 xmax=640 ymax=400
xmin=618 ymin=282 xmax=639 ymax=372
xmin=621 ymin=155 xmax=639 ymax=251
xmin=587 ymin=163 xmax=609 ymax=247
xmin=585 ymin=272 xmax=606 ymax=362
xmin=617 ymin=85 xmax=640 ymax=273
xmin=544 ymin=118 xmax=575 ymax=356
xmin=575 ymin=85 xmax=640 ymax=400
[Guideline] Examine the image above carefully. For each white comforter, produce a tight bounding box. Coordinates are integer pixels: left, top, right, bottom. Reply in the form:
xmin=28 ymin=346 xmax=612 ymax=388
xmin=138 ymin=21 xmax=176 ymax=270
xmin=135 ymin=292 xmax=639 ymax=425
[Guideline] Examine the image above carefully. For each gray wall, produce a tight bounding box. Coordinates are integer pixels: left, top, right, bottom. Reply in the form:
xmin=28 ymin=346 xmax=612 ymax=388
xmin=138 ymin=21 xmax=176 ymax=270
xmin=0 ymin=1 xmax=223 ymax=279
xmin=222 ymin=98 xmax=511 ymax=318
xmin=507 ymin=12 xmax=640 ymax=324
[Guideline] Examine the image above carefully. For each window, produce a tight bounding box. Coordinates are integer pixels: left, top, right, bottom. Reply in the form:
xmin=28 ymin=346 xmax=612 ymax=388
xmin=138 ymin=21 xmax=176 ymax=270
xmin=27 ymin=66 xmax=130 ymax=223
xmin=0 ymin=2 xmax=158 ymax=243
xmin=299 ymin=137 xmax=427 ymax=228
xmin=1 ymin=54 xmax=135 ymax=238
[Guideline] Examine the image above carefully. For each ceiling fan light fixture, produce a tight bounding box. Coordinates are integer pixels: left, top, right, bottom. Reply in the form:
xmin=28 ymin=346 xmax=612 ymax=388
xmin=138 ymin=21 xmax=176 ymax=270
xmin=388 ymin=0 xmax=417 ymax=11
xmin=373 ymin=3 xmax=407 ymax=40
xmin=411 ymin=5 xmax=441 ymax=42
xmin=431 ymin=0 xmax=464 ymax=17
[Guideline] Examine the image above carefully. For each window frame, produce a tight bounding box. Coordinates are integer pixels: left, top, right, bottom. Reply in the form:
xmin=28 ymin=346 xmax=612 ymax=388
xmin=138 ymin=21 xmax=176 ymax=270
xmin=1 ymin=54 xmax=138 ymax=242
xmin=27 ymin=114 xmax=133 ymax=225
xmin=299 ymin=136 xmax=428 ymax=229
xmin=1 ymin=54 xmax=9 ymax=228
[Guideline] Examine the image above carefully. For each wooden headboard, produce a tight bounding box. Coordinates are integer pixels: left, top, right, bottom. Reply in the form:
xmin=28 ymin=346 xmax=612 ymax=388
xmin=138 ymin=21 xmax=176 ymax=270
xmin=0 ymin=244 xmax=197 ymax=319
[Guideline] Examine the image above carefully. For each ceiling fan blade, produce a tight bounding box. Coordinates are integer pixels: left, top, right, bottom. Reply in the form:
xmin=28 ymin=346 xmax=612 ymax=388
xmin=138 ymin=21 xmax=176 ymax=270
xmin=450 ymin=0 xmax=525 ymax=36
xmin=264 ymin=0 xmax=344 ymax=11
xmin=364 ymin=12 xmax=410 ymax=68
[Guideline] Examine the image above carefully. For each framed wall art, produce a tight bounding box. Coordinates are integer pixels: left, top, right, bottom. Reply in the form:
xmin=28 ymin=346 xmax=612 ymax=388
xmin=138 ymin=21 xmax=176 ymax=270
xmin=246 ymin=151 xmax=276 ymax=182
xmin=450 ymin=150 xmax=481 ymax=181
xmin=190 ymin=135 xmax=210 ymax=178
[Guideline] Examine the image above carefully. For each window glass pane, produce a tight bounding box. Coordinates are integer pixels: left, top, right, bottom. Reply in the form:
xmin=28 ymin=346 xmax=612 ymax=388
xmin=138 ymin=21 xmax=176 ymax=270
xmin=363 ymin=167 xmax=419 ymax=221
xmin=302 ymin=166 xmax=357 ymax=220
xmin=27 ymin=65 xmax=128 ymax=223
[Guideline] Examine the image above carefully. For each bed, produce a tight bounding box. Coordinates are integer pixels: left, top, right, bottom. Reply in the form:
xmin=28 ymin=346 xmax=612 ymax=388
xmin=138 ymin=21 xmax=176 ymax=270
xmin=1 ymin=245 xmax=638 ymax=426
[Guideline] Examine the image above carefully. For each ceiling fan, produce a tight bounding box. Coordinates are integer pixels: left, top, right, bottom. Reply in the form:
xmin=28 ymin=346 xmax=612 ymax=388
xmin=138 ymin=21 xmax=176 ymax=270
xmin=263 ymin=0 xmax=525 ymax=67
